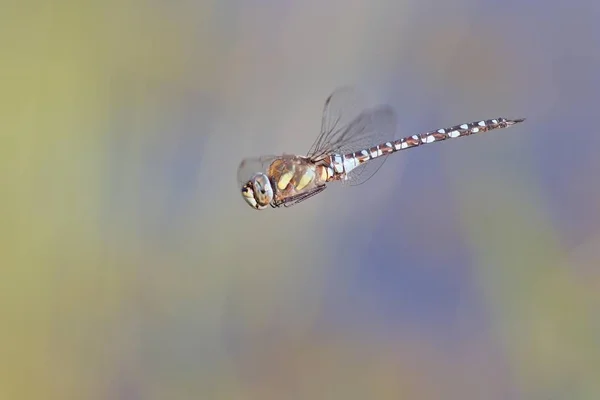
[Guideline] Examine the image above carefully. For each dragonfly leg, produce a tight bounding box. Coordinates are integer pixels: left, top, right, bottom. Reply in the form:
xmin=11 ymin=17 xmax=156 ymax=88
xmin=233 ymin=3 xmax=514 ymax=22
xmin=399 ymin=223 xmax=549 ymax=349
xmin=273 ymin=185 xmax=327 ymax=208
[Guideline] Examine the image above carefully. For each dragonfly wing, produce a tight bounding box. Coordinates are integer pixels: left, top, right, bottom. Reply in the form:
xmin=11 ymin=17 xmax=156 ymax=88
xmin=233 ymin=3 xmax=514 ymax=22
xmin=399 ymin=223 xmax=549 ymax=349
xmin=307 ymin=86 xmax=368 ymax=159
xmin=306 ymin=87 xmax=398 ymax=186
xmin=339 ymin=105 xmax=398 ymax=187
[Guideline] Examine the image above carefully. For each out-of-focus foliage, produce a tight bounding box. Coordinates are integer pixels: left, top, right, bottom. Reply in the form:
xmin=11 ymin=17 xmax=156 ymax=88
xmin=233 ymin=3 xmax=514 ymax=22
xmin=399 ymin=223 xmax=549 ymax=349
xmin=1 ymin=0 xmax=599 ymax=399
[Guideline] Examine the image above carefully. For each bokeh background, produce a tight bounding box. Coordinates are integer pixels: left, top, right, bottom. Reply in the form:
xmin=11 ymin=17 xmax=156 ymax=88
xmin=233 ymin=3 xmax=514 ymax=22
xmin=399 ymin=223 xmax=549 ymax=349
xmin=2 ymin=1 xmax=600 ymax=399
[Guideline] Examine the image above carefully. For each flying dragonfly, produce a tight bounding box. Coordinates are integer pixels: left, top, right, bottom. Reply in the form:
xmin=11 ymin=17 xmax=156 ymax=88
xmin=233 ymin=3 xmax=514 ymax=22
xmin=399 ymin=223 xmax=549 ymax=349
xmin=237 ymin=87 xmax=525 ymax=210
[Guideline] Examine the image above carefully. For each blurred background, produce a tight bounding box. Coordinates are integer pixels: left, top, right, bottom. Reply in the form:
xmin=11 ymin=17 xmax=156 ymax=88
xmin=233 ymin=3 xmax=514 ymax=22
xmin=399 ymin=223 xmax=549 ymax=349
xmin=2 ymin=0 xmax=599 ymax=399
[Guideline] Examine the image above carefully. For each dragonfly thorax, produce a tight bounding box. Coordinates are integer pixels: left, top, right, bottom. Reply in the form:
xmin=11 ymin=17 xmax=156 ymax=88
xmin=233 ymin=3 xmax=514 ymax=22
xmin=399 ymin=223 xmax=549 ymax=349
xmin=241 ymin=173 xmax=273 ymax=210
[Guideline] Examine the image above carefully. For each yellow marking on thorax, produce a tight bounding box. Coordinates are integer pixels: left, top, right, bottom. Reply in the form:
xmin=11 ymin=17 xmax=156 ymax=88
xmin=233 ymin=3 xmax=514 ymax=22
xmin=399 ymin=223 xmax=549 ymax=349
xmin=277 ymin=169 xmax=295 ymax=190
xmin=270 ymin=157 xmax=324 ymax=195
xmin=295 ymin=167 xmax=316 ymax=191
xmin=315 ymin=165 xmax=332 ymax=182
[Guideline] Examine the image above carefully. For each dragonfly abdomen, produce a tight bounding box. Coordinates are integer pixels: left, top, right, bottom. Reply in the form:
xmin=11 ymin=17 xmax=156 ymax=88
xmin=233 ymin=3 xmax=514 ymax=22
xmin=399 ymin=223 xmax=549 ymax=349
xmin=392 ymin=117 xmax=524 ymax=152
xmin=339 ymin=117 xmax=524 ymax=177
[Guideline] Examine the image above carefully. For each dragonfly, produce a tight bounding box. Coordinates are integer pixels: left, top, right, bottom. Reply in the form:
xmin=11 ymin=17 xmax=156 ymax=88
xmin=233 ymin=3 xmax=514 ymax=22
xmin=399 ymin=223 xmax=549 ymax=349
xmin=237 ymin=87 xmax=525 ymax=210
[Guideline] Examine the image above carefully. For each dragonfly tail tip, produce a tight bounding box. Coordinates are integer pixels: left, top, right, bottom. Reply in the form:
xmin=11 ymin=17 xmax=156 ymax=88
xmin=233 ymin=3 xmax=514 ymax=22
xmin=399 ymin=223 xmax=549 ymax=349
xmin=503 ymin=117 xmax=525 ymax=126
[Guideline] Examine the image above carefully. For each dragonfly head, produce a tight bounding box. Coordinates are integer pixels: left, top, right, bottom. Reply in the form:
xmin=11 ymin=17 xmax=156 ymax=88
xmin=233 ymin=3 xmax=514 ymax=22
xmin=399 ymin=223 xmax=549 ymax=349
xmin=241 ymin=173 xmax=273 ymax=210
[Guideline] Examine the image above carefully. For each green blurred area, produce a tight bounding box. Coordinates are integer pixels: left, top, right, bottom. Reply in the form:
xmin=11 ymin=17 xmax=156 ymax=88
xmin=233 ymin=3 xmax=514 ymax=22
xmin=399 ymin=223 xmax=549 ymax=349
xmin=1 ymin=1 xmax=599 ymax=399
xmin=1 ymin=3 xmax=208 ymax=398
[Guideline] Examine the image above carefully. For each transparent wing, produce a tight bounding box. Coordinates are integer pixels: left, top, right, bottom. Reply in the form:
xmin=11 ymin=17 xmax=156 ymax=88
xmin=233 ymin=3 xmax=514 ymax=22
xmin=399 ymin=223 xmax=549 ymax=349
xmin=306 ymin=86 xmax=368 ymax=158
xmin=306 ymin=86 xmax=398 ymax=187
xmin=339 ymin=105 xmax=397 ymax=187
xmin=236 ymin=155 xmax=279 ymax=188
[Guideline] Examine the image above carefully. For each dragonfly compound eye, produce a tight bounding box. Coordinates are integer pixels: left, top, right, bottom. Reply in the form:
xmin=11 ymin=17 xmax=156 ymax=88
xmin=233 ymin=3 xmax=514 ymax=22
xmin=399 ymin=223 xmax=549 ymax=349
xmin=241 ymin=173 xmax=273 ymax=210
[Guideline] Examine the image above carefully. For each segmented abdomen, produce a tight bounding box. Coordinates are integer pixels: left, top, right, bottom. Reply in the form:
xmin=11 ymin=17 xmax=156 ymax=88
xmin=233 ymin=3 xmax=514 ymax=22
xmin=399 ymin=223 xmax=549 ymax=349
xmin=339 ymin=117 xmax=524 ymax=175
